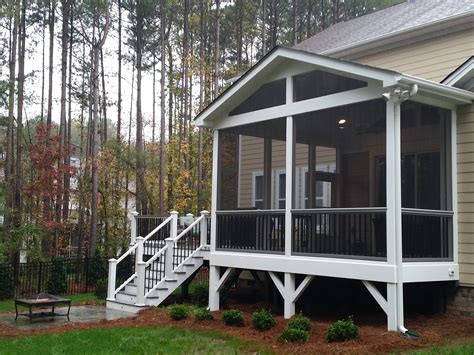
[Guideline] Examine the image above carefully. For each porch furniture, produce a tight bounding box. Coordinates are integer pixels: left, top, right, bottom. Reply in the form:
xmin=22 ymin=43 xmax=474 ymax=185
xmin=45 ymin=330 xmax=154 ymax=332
xmin=15 ymin=293 xmax=71 ymax=322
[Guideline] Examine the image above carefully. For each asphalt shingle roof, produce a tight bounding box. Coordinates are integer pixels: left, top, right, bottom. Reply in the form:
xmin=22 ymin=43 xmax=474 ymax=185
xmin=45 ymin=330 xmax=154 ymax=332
xmin=294 ymin=0 xmax=474 ymax=54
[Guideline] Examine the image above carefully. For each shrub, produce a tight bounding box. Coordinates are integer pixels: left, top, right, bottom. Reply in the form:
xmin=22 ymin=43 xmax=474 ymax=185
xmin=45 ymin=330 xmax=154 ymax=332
xmin=194 ymin=307 xmax=213 ymax=321
xmin=326 ymin=316 xmax=359 ymax=342
xmin=48 ymin=257 xmax=67 ymax=294
xmin=252 ymin=309 xmax=276 ymax=331
xmin=222 ymin=309 xmax=244 ymax=326
xmin=287 ymin=313 xmax=311 ymax=332
xmin=278 ymin=327 xmax=309 ymax=343
xmin=95 ymin=278 xmax=108 ymax=300
xmin=192 ymin=282 xmax=209 ymax=307
xmin=169 ymin=304 xmax=189 ymax=320
xmin=0 ymin=263 xmax=14 ymax=300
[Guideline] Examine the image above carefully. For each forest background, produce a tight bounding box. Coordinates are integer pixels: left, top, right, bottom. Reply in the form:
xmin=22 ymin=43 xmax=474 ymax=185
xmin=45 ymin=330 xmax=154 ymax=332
xmin=0 ymin=0 xmax=401 ymax=262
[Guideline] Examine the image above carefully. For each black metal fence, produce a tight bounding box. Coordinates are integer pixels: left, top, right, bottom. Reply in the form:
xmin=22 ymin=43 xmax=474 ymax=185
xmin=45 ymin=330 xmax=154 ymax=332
xmin=136 ymin=216 xmax=170 ymax=256
xmin=216 ymin=211 xmax=285 ymax=253
xmin=8 ymin=257 xmax=109 ymax=298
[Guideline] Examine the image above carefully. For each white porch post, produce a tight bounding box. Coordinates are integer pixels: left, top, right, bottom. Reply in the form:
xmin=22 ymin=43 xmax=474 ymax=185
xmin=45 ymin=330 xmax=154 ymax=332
xmin=211 ymin=130 xmax=219 ymax=253
xmin=209 ymin=130 xmax=220 ymax=311
xmin=285 ymin=76 xmax=294 ymax=257
xmin=385 ymin=95 xmax=403 ymax=332
xmin=200 ymin=210 xmax=210 ymax=246
xmin=107 ymin=258 xmax=117 ymax=301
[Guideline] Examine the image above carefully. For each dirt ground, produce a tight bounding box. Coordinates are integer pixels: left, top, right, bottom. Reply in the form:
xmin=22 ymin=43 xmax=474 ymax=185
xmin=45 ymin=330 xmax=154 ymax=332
xmin=0 ymin=301 xmax=473 ymax=354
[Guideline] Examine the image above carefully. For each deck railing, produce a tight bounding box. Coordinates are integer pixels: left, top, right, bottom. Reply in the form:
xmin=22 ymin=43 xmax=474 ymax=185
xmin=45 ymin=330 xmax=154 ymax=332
xmin=135 ymin=215 xmax=170 ymax=256
xmin=402 ymin=208 xmax=453 ymax=261
xmin=216 ymin=210 xmax=285 ymax=254
xmin=292 ymin=208 xmax=387 ymax=260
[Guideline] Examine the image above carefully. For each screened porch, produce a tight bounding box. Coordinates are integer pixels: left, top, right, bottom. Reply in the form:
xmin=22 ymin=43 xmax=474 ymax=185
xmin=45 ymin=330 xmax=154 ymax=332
xmin=215 ymin=97 xmax=453 ymax=262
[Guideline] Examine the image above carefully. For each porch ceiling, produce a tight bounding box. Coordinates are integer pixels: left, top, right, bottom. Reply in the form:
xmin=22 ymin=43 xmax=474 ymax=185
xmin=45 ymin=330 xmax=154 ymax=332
xmin=194 ymin=47 xmax=474 ymax=129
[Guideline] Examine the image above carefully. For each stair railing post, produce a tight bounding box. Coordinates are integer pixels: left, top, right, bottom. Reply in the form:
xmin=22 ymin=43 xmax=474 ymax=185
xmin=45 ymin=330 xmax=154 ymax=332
xmin=164 ymin=211 xmax=179 ymax=278
xmin=135 ymin=236 xmax=145 ymax=305
xmin=107 ymin=258 xmax=117 ymax=301
xmin=136 ymin=261 xmax=146 ymax=305
xmin=200 ymin=210 xmax=209 ymax=246
xmin=130 ymin=211 xmax=139 ymax=248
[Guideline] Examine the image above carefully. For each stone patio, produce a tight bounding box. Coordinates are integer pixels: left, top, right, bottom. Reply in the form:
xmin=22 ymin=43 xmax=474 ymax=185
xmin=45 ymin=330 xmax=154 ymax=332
xmin=0 ymin=305 xmax=135 ymax=330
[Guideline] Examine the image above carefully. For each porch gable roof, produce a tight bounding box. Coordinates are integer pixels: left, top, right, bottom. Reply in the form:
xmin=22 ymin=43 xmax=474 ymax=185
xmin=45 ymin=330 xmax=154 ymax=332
xmin=194 ymin=47 xmax=474 ymax=128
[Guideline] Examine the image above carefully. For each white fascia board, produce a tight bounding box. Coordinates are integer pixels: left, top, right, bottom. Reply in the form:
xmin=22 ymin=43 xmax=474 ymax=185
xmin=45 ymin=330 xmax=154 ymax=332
xmin=402 ymin=262 xmax=459 ymax=283
xmin=210 ymin=252 xmax=397 ymax=283
xmin=398 ymin=75 xmax=474 ymax=105
xmin=322 ymin=11 xmax=474 ymax=59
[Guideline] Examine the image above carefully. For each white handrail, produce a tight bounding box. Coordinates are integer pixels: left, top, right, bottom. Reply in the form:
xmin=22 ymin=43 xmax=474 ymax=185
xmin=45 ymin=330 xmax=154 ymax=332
xmin=175 ymin=214 xmax=204 ymax=242
xmin=116 ymin=243 xmax=138 ymax=264
xmin=143 ymin=215 xmax=174 ymax=242
xmin=114 ymin=273 xmax=137 ymax=295
xmin=145 ymin=245 xmax=168 ymax=267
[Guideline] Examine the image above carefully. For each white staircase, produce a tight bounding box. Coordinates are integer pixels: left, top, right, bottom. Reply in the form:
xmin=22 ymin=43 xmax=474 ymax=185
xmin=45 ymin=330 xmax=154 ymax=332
xmin=106 ymin=211 xmax=210 ymax=313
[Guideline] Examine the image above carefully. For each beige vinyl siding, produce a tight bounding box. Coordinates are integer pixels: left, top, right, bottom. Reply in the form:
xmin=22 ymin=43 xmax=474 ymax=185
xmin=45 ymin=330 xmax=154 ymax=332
xmin=352 ymin=28 xmax=474 ymax=82
xmin=238 ymin=136 xmax=336 ymax=208
xmin=458 ymin=104 xmax=474 ymax=287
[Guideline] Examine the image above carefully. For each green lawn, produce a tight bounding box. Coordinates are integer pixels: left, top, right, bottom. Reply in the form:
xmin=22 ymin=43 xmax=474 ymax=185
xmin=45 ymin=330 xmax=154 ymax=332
xmin=407 ymin=339 xmax=474 ymax=354
xmin=0 ymin=293 xmax=101 ymax=312
xmin=0 ymin=327 xmax=268 ymax=355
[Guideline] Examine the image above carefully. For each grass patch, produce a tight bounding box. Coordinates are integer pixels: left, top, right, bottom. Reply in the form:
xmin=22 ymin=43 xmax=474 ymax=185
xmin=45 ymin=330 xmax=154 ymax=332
xmin=0 ymin=326 xmax=267 ymax=354
xmin=406 ymin=338 xmax=474 ymax=354
xmin=0 ymin=293 xmax=101 ymax=312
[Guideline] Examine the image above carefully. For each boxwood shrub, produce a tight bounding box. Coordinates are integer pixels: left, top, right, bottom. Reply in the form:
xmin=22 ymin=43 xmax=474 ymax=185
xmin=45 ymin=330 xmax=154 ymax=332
xmin=169 ymin=304 xmax=189 ymax=320
xmin=326 ymin=316 xmax=359 ymax=342
xmin=222 ymin=309 xmax=244 ymax=326
xmin=287 ymin=313 xmax=311 ymax=332
xmin=252 ymin=309 xmax=276 ymax=331
xmin=278 ymin=327 xmax=309 ymax=343
xmin=194 ymin=307 xmax=213 ymax=321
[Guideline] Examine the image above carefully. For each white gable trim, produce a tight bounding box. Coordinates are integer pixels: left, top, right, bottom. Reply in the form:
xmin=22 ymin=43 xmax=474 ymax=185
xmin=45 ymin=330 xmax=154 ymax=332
xmin=442 ymin=57 xmax=474 ymax=91
xmin=194 ymin=47 xmax=400 ymax=127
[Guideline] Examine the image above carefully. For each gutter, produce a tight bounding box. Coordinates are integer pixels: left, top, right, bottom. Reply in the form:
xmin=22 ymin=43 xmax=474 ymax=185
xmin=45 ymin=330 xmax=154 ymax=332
xmin=398 ymin=75 xmax=474 ymax=104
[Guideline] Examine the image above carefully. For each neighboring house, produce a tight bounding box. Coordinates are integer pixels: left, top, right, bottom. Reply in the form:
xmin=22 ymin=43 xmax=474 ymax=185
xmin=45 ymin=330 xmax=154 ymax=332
xmin=106 ymin=0 xmax=474 ymax=334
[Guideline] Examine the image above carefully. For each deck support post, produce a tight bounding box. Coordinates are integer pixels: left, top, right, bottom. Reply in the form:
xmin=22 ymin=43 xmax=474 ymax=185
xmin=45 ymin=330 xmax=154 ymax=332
xmin=209 ymin=266 xmax=220 ymax=311
xmin=269 ymin=272 xmax=313 ymax=319
xmin=209 ymin=266 xmax=234 ymax=311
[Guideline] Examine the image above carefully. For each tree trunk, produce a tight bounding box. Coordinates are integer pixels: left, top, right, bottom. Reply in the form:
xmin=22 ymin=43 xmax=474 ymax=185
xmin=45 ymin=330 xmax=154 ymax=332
xmin=167 ymin=44 xmax=174 ymax=210
xmin=135 ymin=1 xmax=147 ymax=215
xmin=159 ymin=0 xmax=166 ymax=214
xmin=4 ymin=2 xmax=19 ymax=239
xmin=63 ymin=3 xmax=73 ymax=222
xmin=117 ymin=0 xmax=122 ymax=141
xmin=213 ymin=0 xmax=220 ymax=98
xmin=100 ymin=48 xmax=108 ymax=144
xmin=47 ymin=0 xmax=56 ymax=135
xmin=59 ymin=0 xmax=71 ymax=224
xmin=40 ymin=5 xmax=46 ymax=122
xmin=15 ymin=0 xmax=27 ymax=223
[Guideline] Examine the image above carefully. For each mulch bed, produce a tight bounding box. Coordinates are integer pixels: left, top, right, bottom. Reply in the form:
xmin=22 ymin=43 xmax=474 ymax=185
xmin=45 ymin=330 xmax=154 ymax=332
xmin=0 ymin=302 xmax=473 ymax=354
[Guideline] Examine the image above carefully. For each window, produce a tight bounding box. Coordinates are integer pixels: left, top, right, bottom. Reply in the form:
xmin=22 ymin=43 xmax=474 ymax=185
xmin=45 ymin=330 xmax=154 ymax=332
xmin=229 ymin=79 xmax=286 ymax=116
xmin=252 ymin=173 xmax=264 ymax=209
xmin=304 ymin=172 xmax=332 ymax=208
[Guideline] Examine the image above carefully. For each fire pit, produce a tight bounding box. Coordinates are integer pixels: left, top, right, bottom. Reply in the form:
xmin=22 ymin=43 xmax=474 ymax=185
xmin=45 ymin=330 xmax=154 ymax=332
xmin=15 ymin=293 xmax=71 ymax=322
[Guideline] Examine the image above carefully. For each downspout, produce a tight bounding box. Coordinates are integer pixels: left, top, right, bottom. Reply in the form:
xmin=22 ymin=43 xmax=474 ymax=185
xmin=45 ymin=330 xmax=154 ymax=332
xmin=394 ymin=83 xmax=418 ymax=335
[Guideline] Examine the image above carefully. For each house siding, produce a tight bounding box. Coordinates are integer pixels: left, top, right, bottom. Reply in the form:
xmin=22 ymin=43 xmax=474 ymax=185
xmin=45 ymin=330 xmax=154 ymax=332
xmin=458 ymin=104 xmax=474 ymax=287
xmin=350 ymin=28 xmax=474 ymax=82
